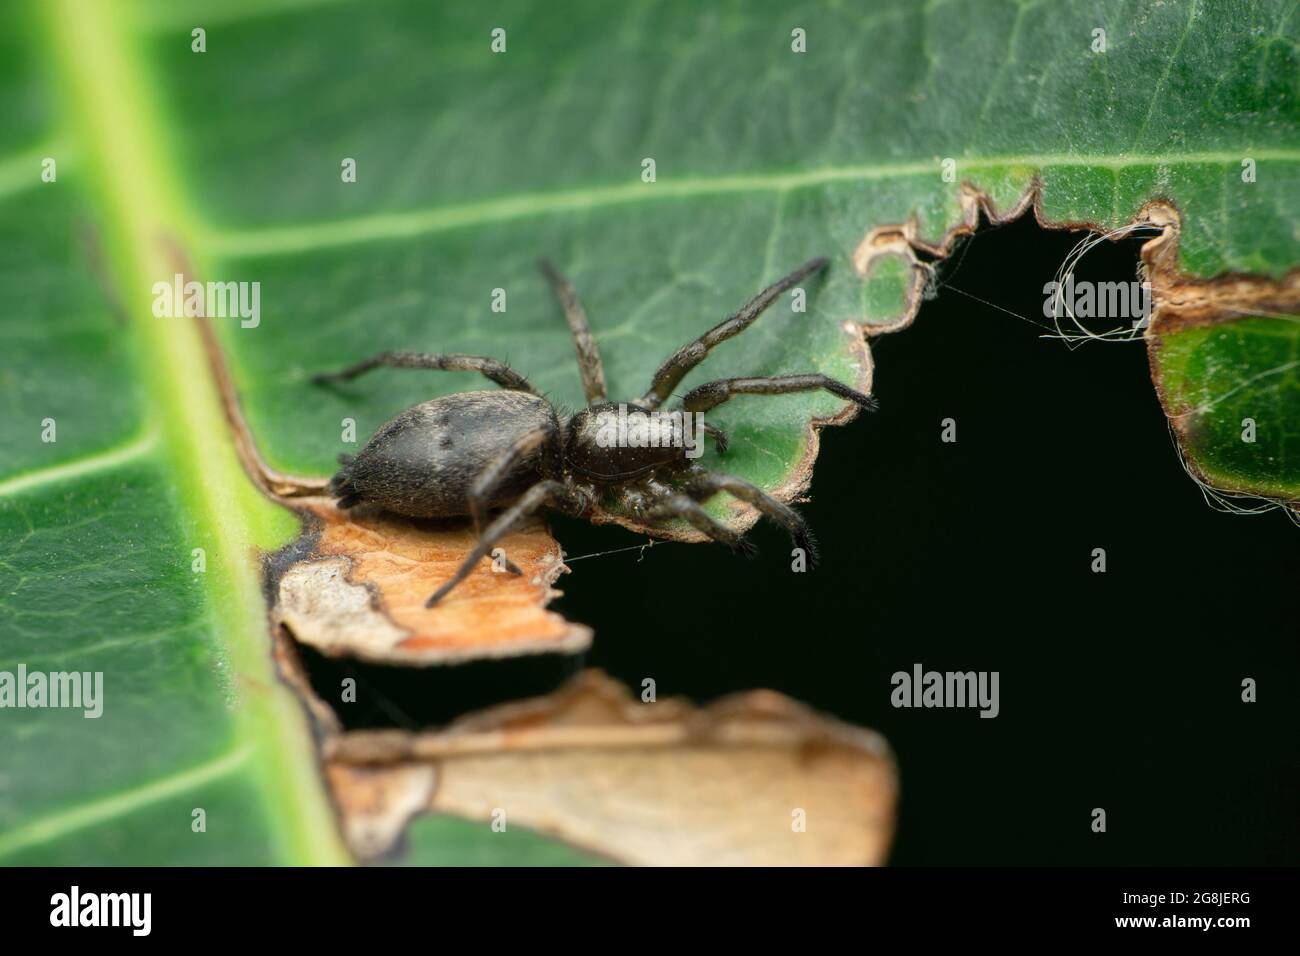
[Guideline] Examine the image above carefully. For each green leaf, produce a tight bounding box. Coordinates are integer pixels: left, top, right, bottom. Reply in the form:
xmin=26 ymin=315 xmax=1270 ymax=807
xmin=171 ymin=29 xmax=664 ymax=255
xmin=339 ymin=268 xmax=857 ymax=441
xmin=0 ymin=1 xmax=345 ymax=865
xmin=391 ymin=816 xmax=612 ymax=868
xmin=2 ymin=0 xmax=1295 ymax=865
xmin=149 ymin=0 xmax=1296 ymax=511
xmin=1152 ymin=315 xmax=1300 ymax=501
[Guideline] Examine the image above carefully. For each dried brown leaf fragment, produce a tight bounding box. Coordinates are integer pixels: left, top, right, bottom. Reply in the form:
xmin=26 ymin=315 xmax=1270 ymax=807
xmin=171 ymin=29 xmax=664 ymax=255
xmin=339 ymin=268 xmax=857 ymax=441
xmin=272 ymin=499 xmax=591 ymax=664
xmin=325 ymin=671 xmax=898 ymax=866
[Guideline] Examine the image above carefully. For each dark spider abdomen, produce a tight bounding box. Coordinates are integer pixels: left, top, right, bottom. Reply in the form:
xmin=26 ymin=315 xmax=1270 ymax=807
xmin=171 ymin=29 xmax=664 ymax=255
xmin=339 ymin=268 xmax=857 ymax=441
xmin=329 ymin=390 xmax=557 ymax=517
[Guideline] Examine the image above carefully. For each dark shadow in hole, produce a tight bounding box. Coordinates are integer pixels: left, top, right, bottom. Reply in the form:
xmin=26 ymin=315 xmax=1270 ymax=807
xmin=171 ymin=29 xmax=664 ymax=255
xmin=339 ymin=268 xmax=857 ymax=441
xmin=297 ymin=645 xmax=586 ymax=731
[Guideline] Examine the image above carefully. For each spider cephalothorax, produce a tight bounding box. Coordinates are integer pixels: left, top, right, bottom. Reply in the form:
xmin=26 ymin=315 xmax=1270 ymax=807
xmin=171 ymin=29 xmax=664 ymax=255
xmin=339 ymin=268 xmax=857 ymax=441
xmin=312 ymin=257 xmax=876 ymax=606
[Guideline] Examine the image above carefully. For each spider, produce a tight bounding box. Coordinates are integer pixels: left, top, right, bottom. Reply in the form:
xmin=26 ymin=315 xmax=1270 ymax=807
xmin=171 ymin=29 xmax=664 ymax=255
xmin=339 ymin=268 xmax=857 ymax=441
xmin=311 ymin=256 xmax=876 ymax=607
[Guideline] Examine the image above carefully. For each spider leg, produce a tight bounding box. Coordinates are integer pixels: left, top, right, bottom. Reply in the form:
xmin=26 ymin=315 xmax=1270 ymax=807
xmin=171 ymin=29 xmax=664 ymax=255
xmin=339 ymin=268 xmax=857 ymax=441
xmin=311 ymin=350 xmax=538 ymax=394
xmin=682 ymin=374 xmax=877 ymax=414
xmin=702 ymin=422 xmax=729 ymax=454
xmin=425 ymin=480 xmax=585 ymax=607
xmin=639 ymin=257 xmax=829 ymax=409
xmin=638 ymin=484 xmax=757 ymax=558
xmin=685 ymin=468 xmax=819 ymax=567
xmin=466 ymin=422 xmax=555 ymax=564
xmin=539 ymin=258 xmax=608 ymax=405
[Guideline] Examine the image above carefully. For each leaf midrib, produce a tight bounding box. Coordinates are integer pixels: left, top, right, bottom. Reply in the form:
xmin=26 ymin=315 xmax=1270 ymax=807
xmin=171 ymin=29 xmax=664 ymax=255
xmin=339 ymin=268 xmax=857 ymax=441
xmin=39 ymin=0 xmax=347 ymax=864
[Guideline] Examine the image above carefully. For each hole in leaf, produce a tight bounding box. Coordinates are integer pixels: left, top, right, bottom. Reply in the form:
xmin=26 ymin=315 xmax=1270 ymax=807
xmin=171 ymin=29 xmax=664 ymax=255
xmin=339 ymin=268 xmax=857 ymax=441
xmin=547 ymin=212 xmax=1300 ymax=865
xmin=294 ymin=211 xmax=1298 ymax=865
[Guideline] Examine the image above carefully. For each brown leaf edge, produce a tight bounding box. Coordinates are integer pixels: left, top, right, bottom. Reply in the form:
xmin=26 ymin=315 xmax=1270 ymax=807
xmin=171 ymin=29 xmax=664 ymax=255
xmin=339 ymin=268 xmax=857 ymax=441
xmin=265 ymin=500 xmax=590 ymax=663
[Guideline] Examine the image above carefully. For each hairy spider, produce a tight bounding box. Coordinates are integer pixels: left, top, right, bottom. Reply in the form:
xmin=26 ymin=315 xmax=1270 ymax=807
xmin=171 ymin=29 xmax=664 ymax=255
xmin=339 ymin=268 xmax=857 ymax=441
xmin=311 ymin=257 xmax=876 ymax=606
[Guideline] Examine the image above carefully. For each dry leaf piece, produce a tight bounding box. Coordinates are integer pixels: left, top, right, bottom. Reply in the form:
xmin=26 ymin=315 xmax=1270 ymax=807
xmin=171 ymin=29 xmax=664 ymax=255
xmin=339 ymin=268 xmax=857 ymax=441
xmin=326 ymin=671 xmax=898 ymax=866
xmin=273 ymin=500 xmax=591 ymax=665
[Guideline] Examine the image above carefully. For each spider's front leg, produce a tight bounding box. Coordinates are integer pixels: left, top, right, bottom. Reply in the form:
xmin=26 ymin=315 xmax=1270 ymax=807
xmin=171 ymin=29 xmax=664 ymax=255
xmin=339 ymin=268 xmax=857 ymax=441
xmin=639 ymin=257 xmax=829 ymax=409
xmin=684 ymin=468 xmax=820 ymax=567
xmin=702 ymin=422 xmax=730 ymax=455
xmin=426 ymin=479 xmax=588 ymax=607
xmin=627 ymin=480 xmax=756 ymax=557
xmin=682 ymin=374 xmax=877 ymax=415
